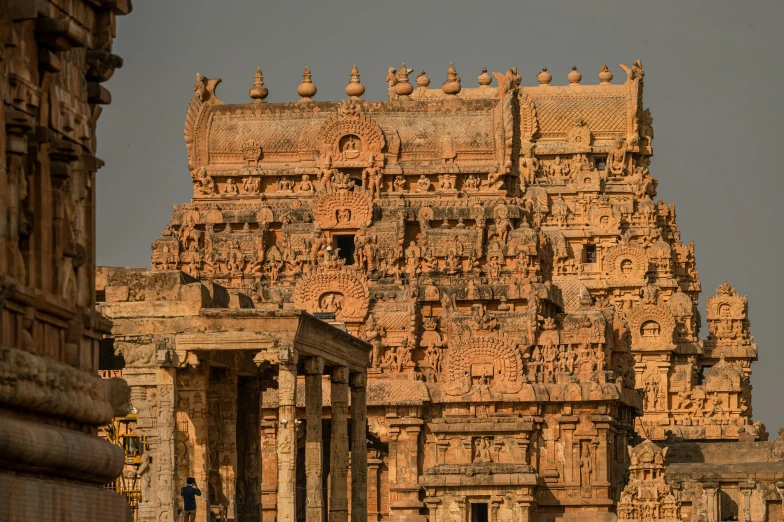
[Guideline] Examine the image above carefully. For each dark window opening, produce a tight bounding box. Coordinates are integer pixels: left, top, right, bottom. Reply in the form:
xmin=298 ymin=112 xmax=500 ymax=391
xmin=584 ymin=244 xmax=596 ymax=264
xmin=98 ymin=338 xmax=124 ymax=371
xmin=336 ymin=235 xmax=355 ymax=266
xmin=471 ymin=503 xmax=489 ymax=522
xmin=699 ymin=365 xmax=712 ymax=385
xmin=96 ymin=289 xmax=106 ymax=303
xmin=595 ymin=156 xmax=607 ymax=171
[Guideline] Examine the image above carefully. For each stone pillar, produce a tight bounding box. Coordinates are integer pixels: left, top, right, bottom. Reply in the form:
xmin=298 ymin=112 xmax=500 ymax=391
xmin=739 ymin=482 xmax=755 ymax=522
xmin=278 ymin=354 xmax=299 ymax=522
xmin=176 ymin=363 xmax=211 ymax=522
xmin=703 ymin=482 xmax=719 ymax=522
xmin=305 ymin=357 xmax=325 ymax=522
xmin=350 ymin=372 xmax=368 ymax=522
xmin=368 ymin=450 xmax=383 ymax=522
xmin=330 ymin=366 xmax=350 ymax=522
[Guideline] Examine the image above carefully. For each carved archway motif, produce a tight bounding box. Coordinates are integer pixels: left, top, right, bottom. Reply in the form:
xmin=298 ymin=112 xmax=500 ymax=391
xmin=604 ymin=243 xmax=648 ymax=281
xmin=627 ymin=304 xmax=676 ymax=351
xmin=311 ymin=189 xmax=373 ymax=229
xmin=318 ymin=106 xmax=385 ymax=167
xmin=442 ymin=333 xmax=523 ymax=395
xmin=293 ymin=266 xmax=369 ymax=323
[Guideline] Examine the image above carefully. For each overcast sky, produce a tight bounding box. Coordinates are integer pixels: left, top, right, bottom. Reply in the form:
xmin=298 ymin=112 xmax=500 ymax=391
xmin=97 ymin=1 xmax=784 ymax=432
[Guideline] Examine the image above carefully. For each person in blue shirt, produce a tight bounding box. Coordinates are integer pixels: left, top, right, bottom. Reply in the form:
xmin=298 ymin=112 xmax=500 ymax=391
xmin=181 ymin=477 xmax=202 ymax=522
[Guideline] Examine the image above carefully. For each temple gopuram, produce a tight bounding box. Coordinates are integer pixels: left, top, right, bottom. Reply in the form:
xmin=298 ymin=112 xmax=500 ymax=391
xmin=98 ymin=61 xmax=784 ymax=522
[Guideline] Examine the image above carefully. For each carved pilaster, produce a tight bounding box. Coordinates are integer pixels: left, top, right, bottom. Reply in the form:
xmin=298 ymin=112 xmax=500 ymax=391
xmin=278 ymin=358 xmax=299 ymax=522
xmin=350 ymin=372 xmax=368 ymax=522
xmin=305 ymin=357 xmax=325 ymax=522
xmin=330 ymin=366 xmax=350 ymax=522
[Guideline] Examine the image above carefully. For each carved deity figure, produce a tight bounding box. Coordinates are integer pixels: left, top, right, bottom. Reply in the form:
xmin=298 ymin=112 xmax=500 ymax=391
xmin=226 ymin=241 xmax=245 ymax=273
xmin=136 ymin=451 xmax=153 ymax=503
xmin=547 ymin=155 xmax=570 ymax=179
xmin=543 ymin=343 xmax=558 ymax=383
xmin=529 ymin=346 xmax=544 ymax=382
xmin=309 ymin=226 xmax=328 ymax=266
xmin=607 ymin=136 xmax=628 ymax=177
xmin=415 ymin=175 xmax=431 ymax=193
xmin=361 ymin=313 xmax=386 ymax=369
xmin=444 ymin=247 xmax=462 ymax=275
xmin=263 ymin=246 xmax=284 ymax=282
xmin=179 ymin=214 xmax=202 ymax=249
xmin=298 ymin=175 xmax=315 ymax=193
xmin=277 ymin=177 xmax=294 ymax=192
xmin=579 ymin=442 xmax=592 ymax=487
xmin=487 ymin=254 xmax=502 ymax=279
xmin=332 ymin=170 xmax=355 ymax=193
xmin=242 ymin=176 xmax=260 ymax=194
xmin=438 ymin=174 xmax=456 ymax=191
xmin=474 ymin=437 xmax=492 ymax=463
xmin=353 ymin=224 xmax=377 ymax=272
xmin=519 ymin=146 xmax=541 ymax=187
xmin=192 ymin=167 xmax=216 ymax=196
xmin=392 ymin=175 xmax=406 ymax=193
xmin=481 ymin=163 xmax=505 ymax=191
xmin=495 ymin=206 xmax=512 ymax=244
xmin=223 ymin=178 xmax=240 ymax=197
xmin=463 ymin=175 xmax=480 ymax=190
xmin=336 ymin=208 xmax=351 ymax=225
xmin=404 ymin=241 xmax=421 ymax=280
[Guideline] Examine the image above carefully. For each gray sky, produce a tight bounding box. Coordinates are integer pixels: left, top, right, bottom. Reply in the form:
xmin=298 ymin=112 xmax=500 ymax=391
xmin=97 ymin=1 xmax=784 ymax=432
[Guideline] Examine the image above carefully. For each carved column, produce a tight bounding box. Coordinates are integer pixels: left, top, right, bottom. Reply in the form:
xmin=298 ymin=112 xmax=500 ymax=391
xmin=368 ymin=450 xmax=383 ymax=522
xmin=305 ymin=357 xmax=325 ymax=522
xmin=702 ymin=482 xmax=719 ymax=522
xmin=177 ymin=363 xmax=210 ymax=522
xmin=330 ymin=366 xmax=350 ymax=522
xmin=278 ymin=352 xmax=299 ymax=522
xmin=739 ymin=482 xmax=755 ymax=522
xmin=350 ymin=372 xmax=368 ymax=522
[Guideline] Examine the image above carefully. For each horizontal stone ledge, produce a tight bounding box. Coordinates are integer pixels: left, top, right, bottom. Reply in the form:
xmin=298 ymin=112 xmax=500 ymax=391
xmin=0 ymin=416 xmax=126 ymax=483
xmin=0 ymin=472 xmax=131 ymax=522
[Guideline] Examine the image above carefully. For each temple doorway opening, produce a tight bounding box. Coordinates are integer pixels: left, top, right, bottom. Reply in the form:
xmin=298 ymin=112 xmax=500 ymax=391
xmin=471 ymin=502 xmax=488 ymax=522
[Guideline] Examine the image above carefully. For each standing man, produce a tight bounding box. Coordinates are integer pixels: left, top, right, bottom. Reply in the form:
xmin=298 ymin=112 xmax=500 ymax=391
xmin=181 ymin=477 xmax=202 ymax=522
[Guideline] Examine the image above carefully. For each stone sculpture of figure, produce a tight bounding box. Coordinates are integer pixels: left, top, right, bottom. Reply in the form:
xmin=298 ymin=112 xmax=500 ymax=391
xmin=226 ymin=241 xmax=245 ymax=273
xmin=415 ymin=175 xmax=431 ymax=192
xmin=179 ymin=214 xmax=202 ymax=249
xmin=607 ymin=136 xmax=628 ymax=177
xmin=543 ymin=343 xmax=558 ymax=383
xmin=463 ymin=175 xmax=480 ymax=190
xmin=309 ymin=226 xmax=328 ymax=266
xmin=519 ymin=146 xmax=541 ymax=187
xmin=579 ymin=442 xmax=592 ymax=487
xmin=425 ymin=344 xmax=442 ymax=375
xmin=444 ymin=248 xmax=461 ymax=275
xmin=487 ymin=254 xmax=502 ymax=279
xmin=242 ymin=176 xmax=260 ymax=194
xmin=495 ymin=207 xmax=512 ymax=244
xmin=353 ymin=224 xmax=376 ymax=271
xmin=298 ymin=175 xmax=315 ymax=193
xmin=548 ymin=156 xmax=570 ymax=179
xmin=223 ymin=178 xmax=240 ymax=196
xmin=595 ymin=347 xmax=607 ymax=371
xmin=336 ymin=208 xmax=351 ymax=225
xmin=263 ymin=246 xmax=283 ymax=282
xmin=393 ymin=175 xmax=406 ymax=193
xmin=529 ymin=346 xmax=544 ymax=382
xmin=474 ymin=437 xmax=492 ymax=463
xmin=404 ymin=241 xmax=421 ymax=280
xmin=361 ymin=313 xmax=386 ymax=369
xmin=481 ymin=163 xmax=505 ymax=191
xmin=192 ymin=167 xmax=216 ymax=196
xmin=136 ymin=451 xmax=153 ymax=503
xmin=438 ymin=174 xmax=456 ymax=191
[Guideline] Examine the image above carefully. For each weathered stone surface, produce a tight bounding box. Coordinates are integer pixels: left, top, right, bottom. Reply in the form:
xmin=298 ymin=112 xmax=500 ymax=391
xmin=0 ymin=1 xmax=132 ymax=521
xmin=100 ymin=61 xmax=776 ymax=522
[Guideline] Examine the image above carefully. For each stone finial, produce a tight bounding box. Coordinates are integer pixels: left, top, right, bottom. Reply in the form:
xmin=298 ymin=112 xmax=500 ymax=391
xmin=297 ymin=66 xmax=317 ymax=102
xmin=537 ymin=67 xmax=552 ymax=85
xmin=345 ymin=64 xmax=365 ymax=99
xmin=393 ymin=63 xmax=414 ymax=97
xmin=568 ymin=65 xmax=582 ymax=85
xmin=598 ymin=64 xmax=613 ymax=84
xmin=477 ymin=67 xmax=492 ymax=86
xmin=442 ymin=62 xmax=462 ymax=96
xmin=249 ymin=67 xmax=268 ymax=102
xmin=416 ymin=70 xmax=430 ymax=88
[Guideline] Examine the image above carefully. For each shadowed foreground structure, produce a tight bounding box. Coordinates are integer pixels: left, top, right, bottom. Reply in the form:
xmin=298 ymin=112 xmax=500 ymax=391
xmin=0 ymin=1 xmax=133 ymax=522
xmin=99 ymin=62 xmax=784 ymax=522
